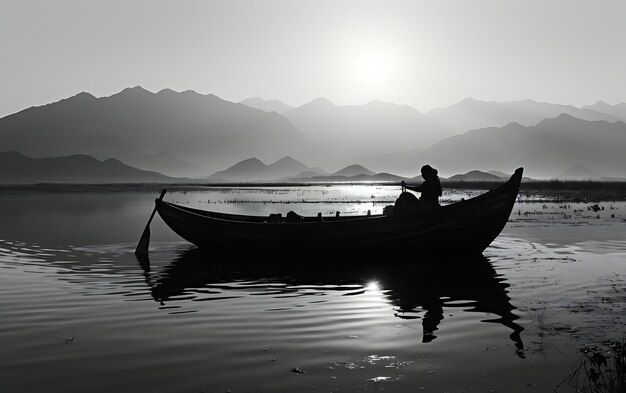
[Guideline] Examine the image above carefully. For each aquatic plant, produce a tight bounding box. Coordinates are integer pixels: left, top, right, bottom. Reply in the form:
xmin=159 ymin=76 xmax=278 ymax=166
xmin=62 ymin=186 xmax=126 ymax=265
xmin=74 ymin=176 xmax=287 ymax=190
xmin=57 ymin=334 xmax=75 ymax=345
xmin=555 ymin=339 xmax=625 ymax=392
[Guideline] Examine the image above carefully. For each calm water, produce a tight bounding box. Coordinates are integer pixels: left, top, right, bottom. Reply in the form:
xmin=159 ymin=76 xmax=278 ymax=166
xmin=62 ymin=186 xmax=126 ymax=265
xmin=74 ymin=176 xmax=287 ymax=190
xmin=1 ymin=186 xmax=625 ymax=392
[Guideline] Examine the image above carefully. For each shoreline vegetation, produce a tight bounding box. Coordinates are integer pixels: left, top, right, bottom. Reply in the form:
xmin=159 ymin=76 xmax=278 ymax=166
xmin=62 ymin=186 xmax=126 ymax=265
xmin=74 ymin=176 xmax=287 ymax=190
xmin=2 ymin=180 xmax=626 ymax=202
xmin=556 ymin=339 xmax=625 ymax=393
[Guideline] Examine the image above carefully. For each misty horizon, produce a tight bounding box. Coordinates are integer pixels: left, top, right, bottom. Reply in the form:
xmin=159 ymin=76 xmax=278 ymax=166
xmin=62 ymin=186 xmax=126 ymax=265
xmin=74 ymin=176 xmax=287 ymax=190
xmin=4 ymin=85 xmax=626 ymax=120
xmin=2 ymin=84 xmax=626 ymax=181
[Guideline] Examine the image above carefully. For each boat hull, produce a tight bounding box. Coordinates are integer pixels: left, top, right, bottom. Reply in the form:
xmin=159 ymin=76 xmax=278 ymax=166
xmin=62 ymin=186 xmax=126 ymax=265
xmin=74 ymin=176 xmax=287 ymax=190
xmin=156 ymin=168 xmax=523 ymax=256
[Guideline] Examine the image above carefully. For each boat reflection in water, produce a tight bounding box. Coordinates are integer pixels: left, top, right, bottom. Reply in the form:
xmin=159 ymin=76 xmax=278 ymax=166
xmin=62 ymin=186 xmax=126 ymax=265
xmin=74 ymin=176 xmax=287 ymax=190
xmin=138 ymin=248 xmax=525 ymax=356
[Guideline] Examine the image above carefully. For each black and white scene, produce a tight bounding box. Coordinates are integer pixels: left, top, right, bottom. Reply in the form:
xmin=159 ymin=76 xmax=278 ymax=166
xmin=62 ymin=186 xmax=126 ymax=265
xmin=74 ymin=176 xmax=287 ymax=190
xmin=1 ymin=1 xmax=625 ymax=392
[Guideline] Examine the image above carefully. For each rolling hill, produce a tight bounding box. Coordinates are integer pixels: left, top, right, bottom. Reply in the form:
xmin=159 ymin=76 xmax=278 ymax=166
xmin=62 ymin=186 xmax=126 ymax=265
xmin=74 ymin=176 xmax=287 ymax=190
xmin=447 ymin=170 xmax=503 ymax=182
xmin=209 ymin=156 xmax=316 ymax=182
xmin=0 ymin=151 xmax=182 ymax=184
xmin=331 ymin=164 xmax=375 ymax=177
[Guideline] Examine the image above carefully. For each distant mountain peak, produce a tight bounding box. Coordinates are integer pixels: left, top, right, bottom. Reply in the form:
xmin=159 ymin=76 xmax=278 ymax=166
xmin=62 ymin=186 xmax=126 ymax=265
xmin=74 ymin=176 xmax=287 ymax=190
xmin=74 ymin=91 xmax=96 ymax=100
xmin=447 ymin=170 xmax=503 ymax=182
xmin=454 ymin=97 xmax=494 ymax=107
xmin=307 ymin=97 xmax=334 ymax=107
xmin=241 ymin=97 xmax=290 ymax=106
xmin=181 ymin=89 xmax=204 ymax=96
xmin=237 ymin=157 xmax=265 ymax=166
xmin=0 ymin=150 xmax=26 ymax=158
xmin=268 ymin=156 xmax=309 ymax=170
xmin=448 ymin=97 xmax=496 ymax=108
xmin=241 ymin=97 xmax=263 ymax=104
xmin=55 ymin=91 xmax=97 ymax=106
xmin=114 ymin=86 xmax=154 ymax=97
xmin=555 ymin=113 xmax=578 ymax=120
xmin=157 ymin=88 xmax=177 ymax=95
xmin=515 ymin=98 xmax=537 ymax=104
xmin=154 ymin=88 xmax=212 ymax=100
xmin=209 ymin=155 xmax=314 ymax=181
xmin=272 ymin=155 xmax=298 ymax=164
xmin=128 ymin=85 xmax=151 ymax=93
xmin=536 ymin=113 xmax=582 ymax=127
xmin=365 ymin=99 xmax=392 ymax=106
xmin=460 ymin=97 xmax=479 ymax=104
xmin=332 ymin=164 xmax=375 ymax=177
xmin=554 ymin=164 xmax=601 ymax=180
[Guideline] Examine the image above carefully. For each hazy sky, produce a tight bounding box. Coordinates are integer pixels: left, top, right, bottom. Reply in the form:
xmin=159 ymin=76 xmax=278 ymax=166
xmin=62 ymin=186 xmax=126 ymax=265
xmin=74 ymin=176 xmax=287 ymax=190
xmin=2 ymin=0 xmax=625 ymax=117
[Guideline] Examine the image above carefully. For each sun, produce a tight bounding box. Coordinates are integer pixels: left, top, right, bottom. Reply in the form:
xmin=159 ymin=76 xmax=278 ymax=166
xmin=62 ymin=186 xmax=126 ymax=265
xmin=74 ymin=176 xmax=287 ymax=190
xmin=352 ymin=50 xmax=393 ymax=89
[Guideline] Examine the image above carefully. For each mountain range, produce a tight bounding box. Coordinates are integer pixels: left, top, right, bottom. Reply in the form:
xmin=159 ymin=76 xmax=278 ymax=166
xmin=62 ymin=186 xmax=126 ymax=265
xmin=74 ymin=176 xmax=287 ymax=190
xmin=237 ymin=95 xmax=626 ymax=177
xmin=282 ymin=98 xmax=448 ymax=165
xmin=0 ymin=87 xmax=310 ymax=173
xmin=1 ymin=87 xmax=625 ymax=181
xmin=447 ymin=170 xmax=503 ymax=182
xmin=5 ymin=149 xmax=619 ymax=184
xmin=582 ymin=101 xmax=626 ymax=122
xmin=209 ymin=157 xmax=406 ymax=183
xmin=415 ymin=114 xmax=626 ymax=179
xmin=209 ymin=157 xmax=382 ymax=182
xmin=425 ymin=97 xmax=622 ymax=133
xmin=209 ymin=156 xmax=322 ymax=182
xmin=207 ymin=157 xmax=534 ymax=183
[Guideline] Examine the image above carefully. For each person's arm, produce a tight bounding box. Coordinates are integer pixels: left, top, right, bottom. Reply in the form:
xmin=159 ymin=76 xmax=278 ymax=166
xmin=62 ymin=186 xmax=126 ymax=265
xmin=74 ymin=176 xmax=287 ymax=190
xmin=401 ymin=181 xmax=422 ymax=193
xmin=406 ymin=184 xmax=422 ymax=192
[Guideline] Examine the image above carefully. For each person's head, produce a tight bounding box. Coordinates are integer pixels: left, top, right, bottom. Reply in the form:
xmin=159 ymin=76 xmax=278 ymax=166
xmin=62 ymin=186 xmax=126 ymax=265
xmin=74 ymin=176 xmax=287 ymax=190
xmin=421 ymin=164 xmax=438 ymax=181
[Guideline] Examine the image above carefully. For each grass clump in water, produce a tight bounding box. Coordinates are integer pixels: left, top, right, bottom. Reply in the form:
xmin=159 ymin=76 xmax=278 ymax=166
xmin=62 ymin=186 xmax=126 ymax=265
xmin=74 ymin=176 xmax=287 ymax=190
xmin=556 ymin=339 xmax=625 ymax=392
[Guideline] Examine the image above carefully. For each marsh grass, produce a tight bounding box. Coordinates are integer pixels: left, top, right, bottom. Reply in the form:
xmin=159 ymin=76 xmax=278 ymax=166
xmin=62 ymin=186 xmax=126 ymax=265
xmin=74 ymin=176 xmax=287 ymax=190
xmin=555 ymin=339 xmax=625 ymax=392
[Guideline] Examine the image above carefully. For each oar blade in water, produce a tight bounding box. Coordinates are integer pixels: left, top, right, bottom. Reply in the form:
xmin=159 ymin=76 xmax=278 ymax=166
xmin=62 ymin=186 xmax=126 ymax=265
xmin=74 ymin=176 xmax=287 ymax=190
xmin=134 ymin=189 xmax=167 ymax=256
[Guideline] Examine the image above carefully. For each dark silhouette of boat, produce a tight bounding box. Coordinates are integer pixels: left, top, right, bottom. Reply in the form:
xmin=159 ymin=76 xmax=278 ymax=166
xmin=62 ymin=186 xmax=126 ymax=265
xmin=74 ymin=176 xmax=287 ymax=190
xmin=138 ymin=249 xmax=525 ymax=356
xmin=155 ymin=168 xmax=523 ymax=255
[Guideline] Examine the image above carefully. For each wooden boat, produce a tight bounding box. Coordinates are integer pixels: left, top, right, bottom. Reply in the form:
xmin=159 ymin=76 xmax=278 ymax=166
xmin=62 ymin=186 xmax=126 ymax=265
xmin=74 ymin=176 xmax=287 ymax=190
xmin=155 ymin=167 xmax=523 ymax=256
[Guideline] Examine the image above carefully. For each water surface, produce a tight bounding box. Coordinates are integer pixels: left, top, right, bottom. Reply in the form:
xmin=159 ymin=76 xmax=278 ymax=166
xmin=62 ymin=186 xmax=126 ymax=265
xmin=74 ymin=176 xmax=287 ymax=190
xmin=1 ymin=186 xmax=625 ymax=392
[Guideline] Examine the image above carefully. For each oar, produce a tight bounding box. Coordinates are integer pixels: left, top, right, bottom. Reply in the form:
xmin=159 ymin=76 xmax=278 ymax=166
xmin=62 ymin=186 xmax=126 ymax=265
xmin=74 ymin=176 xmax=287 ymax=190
xmin=135 ymin=189 xmax=167 ymax=256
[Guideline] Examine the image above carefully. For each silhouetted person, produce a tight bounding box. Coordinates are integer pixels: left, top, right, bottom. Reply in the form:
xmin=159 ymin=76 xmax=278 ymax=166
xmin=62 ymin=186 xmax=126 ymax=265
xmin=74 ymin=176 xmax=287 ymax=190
xmin=394 ymin=164 xmax=442 ymax=214
xmin=405 ymin=164 xmax=442 ymax=209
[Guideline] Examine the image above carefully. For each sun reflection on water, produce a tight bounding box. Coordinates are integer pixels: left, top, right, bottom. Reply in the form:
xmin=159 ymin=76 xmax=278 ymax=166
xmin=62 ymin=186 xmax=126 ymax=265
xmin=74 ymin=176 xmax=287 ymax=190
xmin=365 ymin=280 xmax=381 ymax=292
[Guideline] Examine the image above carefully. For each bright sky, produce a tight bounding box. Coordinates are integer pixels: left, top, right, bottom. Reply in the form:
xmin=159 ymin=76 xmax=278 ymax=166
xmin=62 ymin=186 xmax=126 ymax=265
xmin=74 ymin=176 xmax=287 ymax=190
xmin=1 ymin=0 xmax=625 ymax=117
